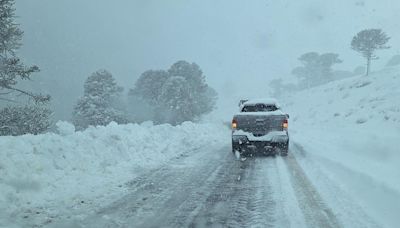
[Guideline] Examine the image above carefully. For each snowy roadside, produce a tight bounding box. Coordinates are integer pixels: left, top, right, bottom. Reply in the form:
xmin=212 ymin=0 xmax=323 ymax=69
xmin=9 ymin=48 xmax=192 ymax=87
xmin=282 ymin=66 xmax=400 ymax=227
xmin=0 ymin=121 xmax=229 ymax=228
xmin=291 ymin=127 xmax=400 ymax=228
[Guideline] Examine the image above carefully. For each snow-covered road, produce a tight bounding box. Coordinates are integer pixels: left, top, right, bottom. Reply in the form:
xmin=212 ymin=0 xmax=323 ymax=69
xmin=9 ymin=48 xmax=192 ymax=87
xmin=50 ymin=143 xmax=379 ymax=228
xmin=3 ymin=120 xmax=397 ymax=227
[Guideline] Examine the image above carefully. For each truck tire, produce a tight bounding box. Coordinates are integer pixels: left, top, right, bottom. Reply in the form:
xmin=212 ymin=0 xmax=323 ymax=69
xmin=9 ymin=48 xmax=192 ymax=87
xmin=232 ymin=141 xmax=240 ymax=154
xmin=279 ymin=141 xmax=289 ymax=157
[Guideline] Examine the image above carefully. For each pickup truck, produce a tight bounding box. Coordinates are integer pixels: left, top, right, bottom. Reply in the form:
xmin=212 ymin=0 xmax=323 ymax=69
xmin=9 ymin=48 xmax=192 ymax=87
xmin=231 ymin=99 xmax=289 ymax=156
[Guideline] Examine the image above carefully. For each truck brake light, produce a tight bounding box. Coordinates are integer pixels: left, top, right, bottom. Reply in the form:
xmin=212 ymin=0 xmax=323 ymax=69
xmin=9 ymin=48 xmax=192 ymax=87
xmin=283 ymin=119 xmax=288 ymax=129
xmin=232 ymin=119 xmax=238 ymax=129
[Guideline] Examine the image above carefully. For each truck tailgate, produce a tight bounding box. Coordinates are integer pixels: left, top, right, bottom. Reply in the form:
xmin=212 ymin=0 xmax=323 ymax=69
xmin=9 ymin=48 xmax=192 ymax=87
xmin=234 ymin=114 xmax=285 ymax=136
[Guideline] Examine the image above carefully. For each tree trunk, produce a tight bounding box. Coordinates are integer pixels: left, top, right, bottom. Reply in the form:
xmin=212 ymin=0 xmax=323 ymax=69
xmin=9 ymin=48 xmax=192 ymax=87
xmin=366 ymin=57 xmax=371 ymax=76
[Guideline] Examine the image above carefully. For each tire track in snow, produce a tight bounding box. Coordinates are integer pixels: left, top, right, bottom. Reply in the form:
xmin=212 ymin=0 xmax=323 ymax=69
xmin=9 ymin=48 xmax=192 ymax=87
xmin=190 ymin=157 xmax=277 ymax=228
xmin=272 ymin=157 xmax=308 ymax=227
xmin=291 ymin=142 xmax=390 ymax=227
xmin=282 ymin=152 xmax=342 ymax=228
xmin=139 ymin=153 xmax=231 ymax=228
xmin=191 ymin=157 xmax=253 ymax=227
xmin=225 ymin=158 xmax=276 ymax=228
xmin=77 ymin=146 xmax=229 ymax=228
xmin=73 ymin=144 xmax=343 ymax=228
xmin=244 ymin=158 xmax=278 ymax=228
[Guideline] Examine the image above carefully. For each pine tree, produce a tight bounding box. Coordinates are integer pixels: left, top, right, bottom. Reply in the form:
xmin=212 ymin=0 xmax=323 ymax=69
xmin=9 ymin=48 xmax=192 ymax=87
xmin=167 ymin=61 xmax=215 ymax=120
xmin=72 ymin=70 xmax=127 ymax=130
xmin=0 ymin=105 xmax=52 ymax=136
xmin=168 ymin=61 xmax=206 ymax=92
xmin=159 ymin=76 xmax=192 ymax=125
xmin=0 ymin=0 xmax=52 ymax=135
xmin=351 ymin=29 xmax=390 ymax=76
xmin=292 ymin=52 xmax=342 ymax=88
xmin=129 ymin=70 xmax=169 ymax=105
xmin=128 ymin=61 xmax=217 ymax=125
xmin=0 ymin=0 xmax=49 ymax=103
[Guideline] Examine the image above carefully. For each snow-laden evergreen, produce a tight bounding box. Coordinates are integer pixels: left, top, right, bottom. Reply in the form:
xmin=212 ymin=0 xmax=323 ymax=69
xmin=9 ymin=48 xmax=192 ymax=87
xmin=351 ymin=29 xmax=391 ymax=76
xmin=129 ymin=60 xmax=217 ymax=125
xmin=72 ymin=70 xmax=127 ymax=130
xmin=0 ymin=0 xmax=51 ymax=136
xmin=291 ymin=52 xmax=343 ymax=89
xmin=0 ymin=0 xmax=49 ymax=103
xmin=0 ymin=105 xmax=52 ymax=136
xmin=159 ymin=76 xmax=192 ymax=125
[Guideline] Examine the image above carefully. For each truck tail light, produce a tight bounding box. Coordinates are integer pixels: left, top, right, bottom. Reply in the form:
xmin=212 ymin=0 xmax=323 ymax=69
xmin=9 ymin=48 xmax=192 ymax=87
xmin=232 ymin=119 xmax=238 ymax=129
xmin=282 ymin=119 xmax=288 ymax=129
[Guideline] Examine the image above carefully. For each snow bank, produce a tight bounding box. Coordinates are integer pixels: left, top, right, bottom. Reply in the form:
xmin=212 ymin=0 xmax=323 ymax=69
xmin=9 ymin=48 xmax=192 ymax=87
xmin=282 ymin=66 xmax=400 ymax=227
xmin=0 ymin=121 xmax=228 ymax=227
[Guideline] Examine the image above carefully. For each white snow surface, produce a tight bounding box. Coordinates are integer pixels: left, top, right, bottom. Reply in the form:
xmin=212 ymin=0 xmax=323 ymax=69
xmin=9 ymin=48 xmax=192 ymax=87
xmin=0 ymin=121 xmax=227 ymax=227
xmin=243 ymin=98 xmax=280 ymax=107
xmin=1 ymin=67 xmax=399 ymax=228
xmin=282 ymin=66 xmax=400 ymax=228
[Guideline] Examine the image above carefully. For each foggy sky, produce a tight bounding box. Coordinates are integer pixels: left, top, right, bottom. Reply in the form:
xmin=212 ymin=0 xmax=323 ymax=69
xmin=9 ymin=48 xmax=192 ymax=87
xmin=15 ymin=0 xmax=400 ymax=120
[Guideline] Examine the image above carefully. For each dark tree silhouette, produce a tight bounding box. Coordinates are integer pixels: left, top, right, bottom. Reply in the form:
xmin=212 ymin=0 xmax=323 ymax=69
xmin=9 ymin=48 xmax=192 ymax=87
xmin=0 ymin=0 xmax=50 ymax=103
xmin=351 ymin=29 xmax=390 ymax=76
xmin=128 ymin=61 xmax=217 ymax=125
xmin=292 ymin=52 xmax=342 ymax=88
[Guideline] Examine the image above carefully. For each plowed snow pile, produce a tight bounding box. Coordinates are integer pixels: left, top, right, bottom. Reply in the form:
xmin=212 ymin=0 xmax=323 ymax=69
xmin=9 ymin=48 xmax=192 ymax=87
xmin=283 ymin=66 xmax=400 ymax=227
xmin=0 ymin=121 xmax=228 ymax=227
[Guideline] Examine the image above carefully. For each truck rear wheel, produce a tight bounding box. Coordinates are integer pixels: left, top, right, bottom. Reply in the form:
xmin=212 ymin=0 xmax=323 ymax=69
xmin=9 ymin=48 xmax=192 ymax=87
xmin=232 ymin=142 xmax=240 ymax=154
xmin=279 ymin=142 xmax=289 ymax=157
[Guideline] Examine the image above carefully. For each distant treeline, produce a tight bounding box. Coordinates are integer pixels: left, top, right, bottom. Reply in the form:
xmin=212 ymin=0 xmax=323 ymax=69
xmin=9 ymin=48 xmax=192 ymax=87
xmin=0 ymin=0 xmax=217 ymax=135
xmin=72 ymin=61 xmax=217 ymax=130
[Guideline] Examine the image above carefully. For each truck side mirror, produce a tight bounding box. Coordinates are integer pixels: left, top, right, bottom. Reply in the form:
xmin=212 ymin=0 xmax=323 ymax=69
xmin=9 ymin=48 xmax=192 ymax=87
xmin=286 ymin=114 xmax=290 ymax=119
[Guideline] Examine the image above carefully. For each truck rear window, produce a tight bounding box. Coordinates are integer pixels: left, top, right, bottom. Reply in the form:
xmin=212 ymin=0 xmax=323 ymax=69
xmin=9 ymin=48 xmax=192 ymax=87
xmin=241 ymin=104 xmax=278 ymax=112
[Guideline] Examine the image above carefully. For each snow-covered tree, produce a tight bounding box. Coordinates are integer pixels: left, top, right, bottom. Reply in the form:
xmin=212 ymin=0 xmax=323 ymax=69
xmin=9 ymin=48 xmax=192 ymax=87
xmin=0 ymin=105 xmax=52 ymax=136
xmin=0 ymin=0 xmax=49 ymax=103
xmin=351 ymin=29 xmax=390 ymax=76
xmin=0 ymin=0 xmax=52 ymax=135
xmin=167 ymin=61 xmax=216 ymax=120
xmin=202 ymin=86 xmax=218 ymax=115
xmin=168 ymin=61 xmax=206 ymax=92
xmin=129 ymin=70 xmax=169 ymax=104
xmin=128 ymin=70 xmax=169 ymax=122
xmin=128 ymin=61 xmax=217 ymax=125
xmin=292 ymin=52 xmax=342 ymax=89
xmin=72 ymin=70 xmax=127 ymax=130
xmin=159 ymin=76 xmax=192 ymax=125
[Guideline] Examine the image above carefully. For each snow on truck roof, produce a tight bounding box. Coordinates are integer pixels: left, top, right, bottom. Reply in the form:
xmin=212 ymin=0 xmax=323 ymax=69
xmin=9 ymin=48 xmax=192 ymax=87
xmin=242 ymin=98 xmax=280 ymax=108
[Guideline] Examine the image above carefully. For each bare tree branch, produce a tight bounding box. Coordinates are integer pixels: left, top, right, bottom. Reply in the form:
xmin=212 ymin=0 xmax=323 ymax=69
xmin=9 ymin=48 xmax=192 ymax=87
xmin=3 ymin=85 xmax=50 ymax=103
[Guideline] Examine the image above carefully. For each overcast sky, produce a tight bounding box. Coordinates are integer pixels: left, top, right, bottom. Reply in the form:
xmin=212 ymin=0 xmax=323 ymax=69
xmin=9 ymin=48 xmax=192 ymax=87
xmin=15 ymin=0 xmax=400 ymax=119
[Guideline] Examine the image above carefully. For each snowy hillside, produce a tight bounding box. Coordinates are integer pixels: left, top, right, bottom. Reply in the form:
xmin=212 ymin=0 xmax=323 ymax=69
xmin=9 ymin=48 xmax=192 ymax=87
xmin=282 ymin=66 xmax=400 ymax=227
xmin=0 ymin=121 xmax=229 ymax=227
